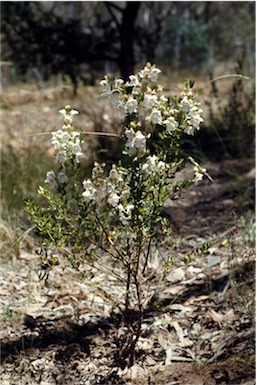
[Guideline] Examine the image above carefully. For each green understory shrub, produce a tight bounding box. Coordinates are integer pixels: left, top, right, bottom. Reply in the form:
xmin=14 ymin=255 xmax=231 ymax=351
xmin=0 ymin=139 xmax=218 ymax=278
xmin=25 ymin=63 xmax=209 ymax=367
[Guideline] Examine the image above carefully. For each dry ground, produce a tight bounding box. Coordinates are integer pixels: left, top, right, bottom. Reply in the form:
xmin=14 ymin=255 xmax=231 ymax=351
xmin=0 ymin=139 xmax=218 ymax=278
xmin=0 ymin=79 xmax=255 ymax=385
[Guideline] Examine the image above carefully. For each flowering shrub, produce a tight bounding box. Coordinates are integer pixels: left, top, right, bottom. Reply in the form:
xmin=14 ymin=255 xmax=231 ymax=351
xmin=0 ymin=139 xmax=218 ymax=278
xmin=26 ymin=63 xmax=207 ymax=366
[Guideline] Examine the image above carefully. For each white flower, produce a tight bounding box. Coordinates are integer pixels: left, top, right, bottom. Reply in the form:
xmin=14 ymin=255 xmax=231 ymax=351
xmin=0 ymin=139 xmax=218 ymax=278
xmin=111 ymin=90 xmax=123 ymax=107
xmin=69 ymin=142 xmax=83 ymax=158
xmin=114 ymin=78 xmax=124 ymax=90
xmin=138 ymin=63 xmax=161 ymax=82
xmin=128 ymin=75 xmax=142 ymax=94
xmin=109 ymin=165 xmax=123 ymax=183
xmin=124 ymin=129 xmax=148 ymax=157
xmin=193 ymin=165 xmax=206 ymax=183
xmin=59 ymin=106 xmax=78 ymax=123
xmin=126 ymin=96 xmax=138 ymax=114
xmin=160 ymin=94 xmax=168 ymax=103
xmin=149 ymin=67 xmax=161 ymax=82
xmin=56 ymin=150 xmax=68 ymax=164
xmin=194 ymin=171 xmax=204 ymax=183
xmin=147 ymin=109 xmax=162 ymax=125
xmin=118 ymin=203 xmax=134 ymax=224
xmin=180 ymin=96 xmax=192 ymax=113
xmin=141 ymin=155 xmax=166 ymax=175
xmin=141 ymin=155 xmax=157 ymax=174
xmin=142 ymin=94 xmax=159 ymax=111
xmin=100 ymin=76 xmax=111 ymax=96
xmin=158 ymin=161 xmax=166 ymax=169
xmin=51 ymin=129 xmax=83 ymax=162
xmin=125 ymin=204 xmax=134 ymax=215
xmin=179 ymin=95 xmax=204 ymax=135
xmin=82 ymin=179 xmax=97 ymax=202
xmin=189 ymin=112 xmax=204 ymax=129
xmin=57 ymin=171 xmax=68 ymax=184
xmin=45 ymin=171 xmax=58 ymax=190
xmin=108 ymin=192 xmax=120 ymax=207
xmin=164 ymin=116 xmax=178 ymax=133
xmin=124 ymin=128 xmax=134 ymax=141
xmin=51 ymin=130 xmax=67 ymax=149
xmin=138 ymin=64 xmax=151 ymax=79
xmin=59 ymin=107 xmax=78 ymax=116
xmin=133 ymin=130 xmax=146 ymax=149
xmin=183 ymin=111 xmax=204 ymax=135
xmin=128 ymin=75 xmax=140 ymax=87
xmin=95 ymin=180 xmax=110 ymax=202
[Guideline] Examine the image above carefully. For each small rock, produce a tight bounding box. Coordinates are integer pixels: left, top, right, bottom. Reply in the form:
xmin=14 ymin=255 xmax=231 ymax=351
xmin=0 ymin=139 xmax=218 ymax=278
xmin=31 ymin=358 xmax=45 ymax=370
xmin=166 ymin=267 xmax=185 ymax=283
xmin=207 ymin=255 xmax=220 ymax=268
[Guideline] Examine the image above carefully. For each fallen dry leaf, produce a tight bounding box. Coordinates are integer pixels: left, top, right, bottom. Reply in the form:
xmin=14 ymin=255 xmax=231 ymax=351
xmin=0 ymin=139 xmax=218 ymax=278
xmin=208 ymin=308 xmax=236 ymax=327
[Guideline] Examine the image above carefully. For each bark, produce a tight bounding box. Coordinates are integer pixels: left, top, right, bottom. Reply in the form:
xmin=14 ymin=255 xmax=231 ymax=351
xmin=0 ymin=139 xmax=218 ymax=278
xmin=119 ymin=2 xmax=141 ymax=80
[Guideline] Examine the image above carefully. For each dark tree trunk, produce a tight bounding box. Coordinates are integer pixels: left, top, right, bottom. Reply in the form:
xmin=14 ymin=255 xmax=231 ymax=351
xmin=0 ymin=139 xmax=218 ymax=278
xmin=119 ymin=2 xmax=141 ymax=80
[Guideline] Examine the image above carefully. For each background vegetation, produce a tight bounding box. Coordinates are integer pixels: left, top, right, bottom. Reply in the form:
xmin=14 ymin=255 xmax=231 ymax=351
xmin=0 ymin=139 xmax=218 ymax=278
xmin=0 ymin=0 xmax=255 ymax=236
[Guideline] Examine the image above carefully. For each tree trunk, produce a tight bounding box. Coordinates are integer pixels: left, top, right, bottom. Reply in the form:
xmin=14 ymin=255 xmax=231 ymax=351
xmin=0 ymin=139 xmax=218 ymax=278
xmin=119 ymin=2 xmax=141 ymax=80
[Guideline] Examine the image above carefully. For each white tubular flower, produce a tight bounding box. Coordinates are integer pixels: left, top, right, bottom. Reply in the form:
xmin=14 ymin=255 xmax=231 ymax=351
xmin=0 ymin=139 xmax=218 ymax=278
xmin=69 ymin=143 xmax=83 ymax=158
xmin=128 ymin=75 xmax=138 ymax=86
xmin=183 ymin=109 xmax=204 ymax=135
xmin=194 ymin=168 xmax=204 ymax=183
xmin=147 ymin=108 xmax=162 ymax=125
xmin=124 ymin=129 xmax=148 ymax=157
xmin=158 ymin=160 xmax=166 ymax=169
xmin=82 ymin=179 xmax=97 ymax=202
xmin=141 ymin=155 xmax=166 ymax=175
xmin=128 ymin=75 xmax=142 ymax=94
xmin=133 ymin=130 xmax=147 ymax=150
xmin=57 ymin=171 xmax=68 ymax=184
xmin=163 ymin=116 xmax=178 ymax=133
xmin=141 ymin=155 xmax=157 ymax=174
xmin=114 ymin=78 xmax=124 ymax=90
xmin=51 ymin=129 xmax=83 ymax=163
xmin=56 ymin=150 xmax=68 ymax=164
xmin=45 ymin=171 xmax=58 ymax=191
xmin=51 ymin=130 xmax=66 ymax=149
xmin=193 ymin=165 xmax=206 ymax=183
xmin=118 ymin=203 xmax=134 ymax=225
xmin=142 ymin=94 xmax=159 ymax=111
xmin=126 ymin=96 xmax=138 ymax=114
xmin=149 ymin=67 xmax=161 ymax=82
xmin=138 ymin=63 xmax=151 ymax=79
xmin=179 ymin=94 xmax=204 ymax=135
xmin=95 ymin=180 xmax=109 ymax=202
xmin=138 ymin=63 xmax=161 ymax=82
xmin=188 ymin=156 xmax=211 ymax=183
xmin=189 ymin=111 xmax=204 ymax=129
xmin=124 ymin=128 xmax=134 ymax=141
xmin=180 ymin=96 xmax=192 ymax=113
xmin=108 ymin=192 xmax=120 ymax=207
xmin=109 ymin=164 xmax=123 ymax=183
xmin=100 ymin=76 xmax=111 ymax=96
xmin=125 ymin=204 xmax=134 ymax=216
xmin=59 ymin=106 xmax=79 ymax=124
xmin=111 ymin=90 xmax=123 ymax=107
xmin=128 ymin=75 xmax=141 ymax=87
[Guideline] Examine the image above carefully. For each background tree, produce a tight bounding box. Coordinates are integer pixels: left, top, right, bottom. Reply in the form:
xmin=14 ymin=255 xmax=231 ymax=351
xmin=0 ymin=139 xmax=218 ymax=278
xmin=1 ymin=1 xmax=255 ymax=93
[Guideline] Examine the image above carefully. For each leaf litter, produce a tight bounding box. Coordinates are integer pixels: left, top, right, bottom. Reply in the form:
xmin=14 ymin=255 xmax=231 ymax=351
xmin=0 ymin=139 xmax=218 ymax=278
xmin=0 ymin=95 xmax=255 ymax=384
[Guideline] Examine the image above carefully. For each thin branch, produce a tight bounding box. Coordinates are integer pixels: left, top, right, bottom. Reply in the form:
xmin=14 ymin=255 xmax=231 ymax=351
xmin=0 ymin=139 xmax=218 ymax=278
xmin=104 ymin=1 xmax=123 ymax=13
xmin=142 ymin=238 xmax=152 ymax=275
xmin=7 ymin=130 xmax=122 ymax=141
xmin=209 ymin=74 xmax=251 ymax=83
xmin=104 ymin=1 xmax=122 ymax=31
xmin=81 ymin=131 xmax=121 ymax=138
